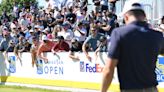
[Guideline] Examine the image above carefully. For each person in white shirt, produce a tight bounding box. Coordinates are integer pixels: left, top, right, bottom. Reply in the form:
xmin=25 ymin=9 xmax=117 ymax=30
xmin=73 ymin=22 xmax=87 ymax=43
xmin=58 ymin=22 xmax=74 ymax=45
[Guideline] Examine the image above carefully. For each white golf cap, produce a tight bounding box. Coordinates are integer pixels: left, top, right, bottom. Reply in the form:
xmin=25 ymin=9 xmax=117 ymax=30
xmin=42 ymin=35 xmax=48 ymax=40
xmin=122 ymin=0 xmax=144 ymax=15
xmin=34 ymin=25 xmax=40 ymax=29
xmin=42 ymin=27 xmax=50 ymax=33
xmin=29 ymin=29 xmax=34 ymax=33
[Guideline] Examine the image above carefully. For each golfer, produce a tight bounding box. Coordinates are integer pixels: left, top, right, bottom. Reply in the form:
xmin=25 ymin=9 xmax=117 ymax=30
xmin=101 ymin=1 xmax=164 ymax=92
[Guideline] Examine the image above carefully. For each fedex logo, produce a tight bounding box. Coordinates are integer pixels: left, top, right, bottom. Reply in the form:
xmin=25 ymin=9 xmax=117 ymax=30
xmin=80 ymin=61 xmax=103 ymax=73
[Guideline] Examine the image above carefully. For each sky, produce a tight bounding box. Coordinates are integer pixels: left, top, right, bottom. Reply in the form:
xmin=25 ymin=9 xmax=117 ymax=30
xmin=37 ymin=0 xmax=46 ymax=7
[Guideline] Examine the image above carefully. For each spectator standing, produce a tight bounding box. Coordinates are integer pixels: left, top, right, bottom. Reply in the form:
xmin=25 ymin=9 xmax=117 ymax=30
xmin=101 ymin=1 xmax=164 ymax=92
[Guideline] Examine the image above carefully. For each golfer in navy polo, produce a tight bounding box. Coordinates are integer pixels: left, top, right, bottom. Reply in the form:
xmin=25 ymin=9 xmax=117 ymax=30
xmin=101 ymin=1 xmax=164 ymax=92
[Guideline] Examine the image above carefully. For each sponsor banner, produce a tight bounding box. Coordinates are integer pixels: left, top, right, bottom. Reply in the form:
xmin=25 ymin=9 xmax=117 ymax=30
xmin=156 ymin=56 xmax=164 ymax=82
xmin=0 ymin=52 xmax=164 ymax=90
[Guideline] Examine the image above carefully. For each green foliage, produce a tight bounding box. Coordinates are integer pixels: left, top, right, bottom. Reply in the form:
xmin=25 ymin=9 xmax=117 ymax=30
xmin=0 ymin=0 xmax=37 ymax=15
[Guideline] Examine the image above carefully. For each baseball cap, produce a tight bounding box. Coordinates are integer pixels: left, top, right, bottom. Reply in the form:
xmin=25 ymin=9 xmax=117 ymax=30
xmin=3 ymin=26 xmax=8 ymax=31
xmin=42 ymin=35 xmax=48 ymax=41
xmin=122 ymin=0 xmax=144 ymax=15
xmin=56 ymin=36 xmax=64 ymax=40
xmin=62 ymin=22 xmax=69 ymax=27
xmin=42 ymin=27 xmax=50 ymax=33
xmin=71 ymin=38 xmax=78 ymax=43
xmin=34 ymin=25 xmax=40 ymax=29
xmin=99 ymin=35 xmax=107 ymax=42
xmin=29 ymin=29 xmax=34 ymax=33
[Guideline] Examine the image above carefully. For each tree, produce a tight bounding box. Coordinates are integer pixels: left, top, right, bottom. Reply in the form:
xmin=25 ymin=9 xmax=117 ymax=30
xmin=0 ymin=0 xmax=37 ymax=15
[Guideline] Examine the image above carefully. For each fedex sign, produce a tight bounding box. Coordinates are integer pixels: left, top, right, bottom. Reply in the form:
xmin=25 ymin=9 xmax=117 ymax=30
xmin=80 ymin=61 xmax=103 ymax=73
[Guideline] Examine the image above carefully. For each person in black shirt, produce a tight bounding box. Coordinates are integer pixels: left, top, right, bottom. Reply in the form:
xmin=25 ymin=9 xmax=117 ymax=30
xmin=5 ymin=40 xmax=15 ymax=52
xmin=69 ymin=38 xmax=82 ymax=61
xmin=66 ymin=7 xmax=76 ymax=24
xmin=101 ymin=1 xmax=164 ymax=92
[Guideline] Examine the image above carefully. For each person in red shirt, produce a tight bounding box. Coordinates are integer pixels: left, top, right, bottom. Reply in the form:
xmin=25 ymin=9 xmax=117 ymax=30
xmin=51 ymin=36 xmax=70 ymax=54
xmin=37 ymin=35 xmax=56 ymax=63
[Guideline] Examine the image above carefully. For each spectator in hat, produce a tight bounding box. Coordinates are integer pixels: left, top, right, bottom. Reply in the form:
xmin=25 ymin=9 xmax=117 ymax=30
xmin=4 ymin=40 xmax=17 ymax=63
xmin=58 ymin=22 xmax=74 ymax=44
xmin=34 ymin=25 xmax=42 ymax=40
xmin=51 ymin=36 xmax=70 ymax=53
xmin=69 ymin=38 xmax=82 ymax=60
xmin=0 ymin=28 xmax=12 ymax=52
xmin=13 ymin=35 xmax=26 ymax=64
xmin=66 ymin=6 xmax=77 ymax=24
xmin=95 ymin=35 xmax=108 ymax=61
xmin=37 ymin=35 xmax=56 ymax=63
xmin=5 ymin=40 xmax=15 ymax=52
xmin=73 ymin=22 xmax=87 ymax=44
xmin=19 ymin=13 xmax=29 ymax=31
xmin=26 ymin=29 xmax=35 ymax=44
xmin=10 ymin=26 xmax=19 ymax=44
xmin=42 ymin=27 xmax=53 ymax=40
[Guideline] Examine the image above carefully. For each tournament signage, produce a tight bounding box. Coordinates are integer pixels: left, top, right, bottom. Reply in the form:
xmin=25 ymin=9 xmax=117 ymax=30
xmin=0 ymin=52 xmax=163 ymax=91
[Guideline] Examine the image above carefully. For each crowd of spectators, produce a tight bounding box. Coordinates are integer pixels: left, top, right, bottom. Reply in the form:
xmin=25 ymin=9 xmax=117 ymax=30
xmin=0 ymin=0 xmax=163 ymax=66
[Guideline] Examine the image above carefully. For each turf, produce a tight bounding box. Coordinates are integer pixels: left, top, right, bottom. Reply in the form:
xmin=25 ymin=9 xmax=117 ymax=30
xmin=0 ymin=85 xmax=70 ymax=92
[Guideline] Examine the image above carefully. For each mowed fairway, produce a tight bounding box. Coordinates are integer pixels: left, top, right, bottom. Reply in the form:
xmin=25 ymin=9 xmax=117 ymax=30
xmin=0 ymin=85 xmax=70 ymax=92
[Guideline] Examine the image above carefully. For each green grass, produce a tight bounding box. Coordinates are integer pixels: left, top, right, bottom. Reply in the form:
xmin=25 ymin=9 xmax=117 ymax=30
xmin=0 ymin=85 xmax=70 ymax=92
